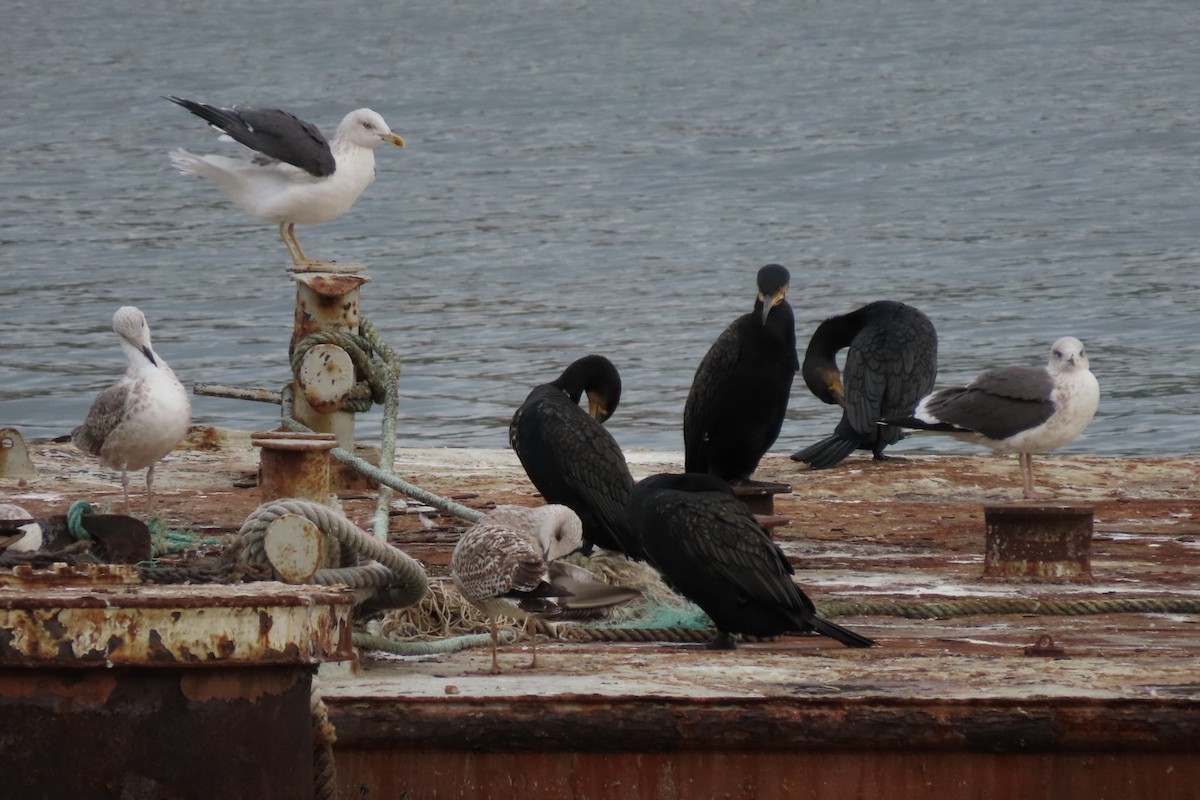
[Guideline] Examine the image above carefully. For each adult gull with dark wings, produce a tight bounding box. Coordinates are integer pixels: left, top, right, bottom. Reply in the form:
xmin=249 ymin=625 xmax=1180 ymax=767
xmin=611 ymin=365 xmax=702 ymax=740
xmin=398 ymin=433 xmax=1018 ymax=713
xmin=885 ymin=336 xmax=1099 ymax=498
xmin=166 ymin=96 xmax=405 ymax=267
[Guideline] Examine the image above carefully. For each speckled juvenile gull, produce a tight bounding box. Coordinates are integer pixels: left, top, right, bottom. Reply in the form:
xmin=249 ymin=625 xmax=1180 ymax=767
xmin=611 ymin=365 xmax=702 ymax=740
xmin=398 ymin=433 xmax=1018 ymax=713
xmin=450 ymin=505 xmax=639 ymax=674
xmin=886 ymin=336 xmax=1100 ymax=498
xmin=166 ymin=96 xmax=405 ymax=267
xmin=72 ymin=307 xmax=191 ymax=513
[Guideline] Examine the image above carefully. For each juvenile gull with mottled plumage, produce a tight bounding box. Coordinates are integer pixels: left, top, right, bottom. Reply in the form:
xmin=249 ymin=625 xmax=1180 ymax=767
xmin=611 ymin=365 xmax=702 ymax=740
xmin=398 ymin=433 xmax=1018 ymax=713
xmin=885 ymin=336 xmax=1100 ymax=498
xmin=72 ymin=307 xmax=191 ymax=513
xmin=166 ymin=96 xmax=405 ymax=267
xmin=451 ymin=505 xmax=640 ymax=674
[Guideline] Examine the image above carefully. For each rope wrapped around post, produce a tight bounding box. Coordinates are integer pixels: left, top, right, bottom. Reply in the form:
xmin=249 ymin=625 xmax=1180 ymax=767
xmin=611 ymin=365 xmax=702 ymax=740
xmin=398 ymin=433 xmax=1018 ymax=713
xmin=238 ymin=498 xmax=428 ymax=607
xmin=284 ymin=313 xmax=482 ymax=526
xmin=289 ymin=318 xmax=395 ymax=414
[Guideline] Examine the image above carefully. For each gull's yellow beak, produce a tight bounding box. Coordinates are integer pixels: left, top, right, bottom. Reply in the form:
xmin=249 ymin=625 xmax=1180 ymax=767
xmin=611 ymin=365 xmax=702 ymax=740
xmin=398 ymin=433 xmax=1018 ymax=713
xmin=385 ymin=132 xmax=406 ymax=148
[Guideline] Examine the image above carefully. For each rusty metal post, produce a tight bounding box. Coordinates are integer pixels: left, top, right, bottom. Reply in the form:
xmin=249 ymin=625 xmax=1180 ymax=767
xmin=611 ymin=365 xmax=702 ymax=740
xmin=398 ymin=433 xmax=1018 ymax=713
xmin=732 ymin=481 xmax=792 ymax=517
xmin=0 ymin=579 xmax=355 ymax=799
xmin=290 ymin=271 xmax=371 ymax=451
xmin=983 ymin=503 xmax=1094 ymax=582
xmin=252 ymin=430 xmax=338 ymax=503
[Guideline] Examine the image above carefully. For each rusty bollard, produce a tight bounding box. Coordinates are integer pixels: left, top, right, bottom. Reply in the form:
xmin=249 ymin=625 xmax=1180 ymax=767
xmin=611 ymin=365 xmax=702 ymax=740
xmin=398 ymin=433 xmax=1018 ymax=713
xmin=290 ymin=271 xmax=369 ymax=449
xmin=983 ymin=503 xmax=1094 ymax=582
xmin=0 ymin=578 xmax=355 ymax=799
xmin=252 ymin=430 xmax=338 ymax=503
xmin=732 ymin=482 xmax=793 ymax=536
xmin=732 ymin=481 xmax=792 ymax=516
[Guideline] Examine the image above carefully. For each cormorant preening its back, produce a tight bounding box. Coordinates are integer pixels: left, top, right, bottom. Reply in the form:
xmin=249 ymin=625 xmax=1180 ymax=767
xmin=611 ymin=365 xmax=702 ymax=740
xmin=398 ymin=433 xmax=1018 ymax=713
xmin=510 ymin=355 xmax=644 ymax=559
xmin=791 ymin=300 xmax=938 ymax=470
xmin=683 ymin=264 xmax=799 ymax=483
xmin=627 ymin=472 xmax=877 ymax=650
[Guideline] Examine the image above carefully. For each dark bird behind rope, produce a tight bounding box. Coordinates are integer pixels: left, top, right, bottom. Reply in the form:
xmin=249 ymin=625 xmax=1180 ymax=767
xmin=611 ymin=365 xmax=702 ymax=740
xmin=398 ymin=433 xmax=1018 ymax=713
xmin=683 ymin=264 xmax=799 ymax=483
xmin=628 ymin=472 xmax=876 ymax=650
xmin=792 ymin=300 xmax=937 ymax=470
xmin=510 ymin=355 xmax=644 ymax=559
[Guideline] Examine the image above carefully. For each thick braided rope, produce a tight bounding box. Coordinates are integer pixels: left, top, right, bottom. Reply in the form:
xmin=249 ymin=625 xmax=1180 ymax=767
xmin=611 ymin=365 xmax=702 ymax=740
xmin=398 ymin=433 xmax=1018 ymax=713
xmin=311 ymin=679 xmax=338 ymax=800
xmin=545 ymin=595 xmax=1200 ymax=642
xmin=361 ymin=317 xmax=401 ymax=542
xmin=820 ymin=596 xmax=1200 ymax=619
xmin=238 ymin=498 xmax=427 ymax=607
xmin=66 ymin=500 xmax=96 ymax=540
xmin=290 ymin=322 xmax=393 ymax=413
xmin=555 ymin=626 xmax=717 ymax=644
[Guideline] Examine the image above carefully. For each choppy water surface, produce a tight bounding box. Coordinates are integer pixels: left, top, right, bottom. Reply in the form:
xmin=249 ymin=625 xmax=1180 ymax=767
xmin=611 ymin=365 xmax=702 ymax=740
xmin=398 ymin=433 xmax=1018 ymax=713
xmin=2 ymin=0 xmax=1198 ymax=457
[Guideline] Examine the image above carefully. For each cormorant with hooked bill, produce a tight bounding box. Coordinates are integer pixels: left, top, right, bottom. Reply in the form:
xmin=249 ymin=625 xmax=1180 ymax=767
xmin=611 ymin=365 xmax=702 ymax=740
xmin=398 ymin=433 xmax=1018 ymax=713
xmin=510 ymin=355 xmax=644 ymax=559
xmin=684 ymin=264 xmax=799 ymax=483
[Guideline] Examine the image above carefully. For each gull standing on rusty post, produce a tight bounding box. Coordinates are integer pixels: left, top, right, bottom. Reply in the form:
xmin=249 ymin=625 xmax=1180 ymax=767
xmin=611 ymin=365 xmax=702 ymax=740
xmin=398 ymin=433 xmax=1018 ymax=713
xmin=166 ymin=96 xmax=405 ymax=267
xmin=451 ymin=505 xmax=640 ymax=674
xmin=884 ymin=336 xmax=1099 ymax=498
xmin=72 ymin=307 xmax=191 ymax=513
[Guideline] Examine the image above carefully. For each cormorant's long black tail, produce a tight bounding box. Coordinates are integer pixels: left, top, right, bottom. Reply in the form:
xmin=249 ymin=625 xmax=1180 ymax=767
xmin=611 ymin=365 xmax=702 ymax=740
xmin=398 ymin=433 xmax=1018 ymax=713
xmin=790 ymin=434 xmax=860 ymax=470
xmin=808 ymin=615 xmax=877 ymax=648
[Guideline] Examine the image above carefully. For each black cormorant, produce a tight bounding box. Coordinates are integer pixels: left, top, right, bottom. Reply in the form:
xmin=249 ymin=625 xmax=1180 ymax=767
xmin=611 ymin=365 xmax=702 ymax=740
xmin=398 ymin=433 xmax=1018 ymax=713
xmin=792 ymin=300 xmax=938 ymax=469
xmin=884 ymin=336 xmax=1099 ymax=498
xmin=510 ymin=355 xmax=644 ymax=559
xmin=627 ymin=472 xmax=877 ymax=650
xmin=683 ymin=264 xmax=799 ymax=483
